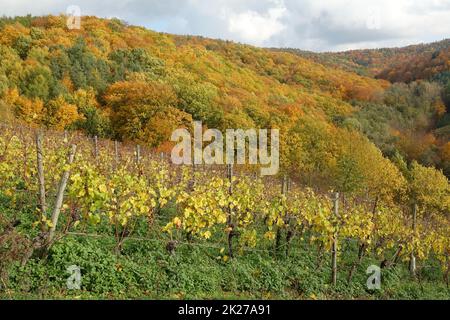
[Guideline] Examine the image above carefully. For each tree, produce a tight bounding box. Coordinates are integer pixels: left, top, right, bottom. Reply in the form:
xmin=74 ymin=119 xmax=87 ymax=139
xmin=284 ymin=116 xmax=336 ymax=185
xmin=333 ymin=129 xmax=406 ymax=202
xmin=104 ymin=80 xmax=192 ymax=146
xmin=19 ymin=63 xmax=53 ymax=101
xmin=70 ymin=88 xmax=111 ymax=137
xmin=408 ymin=161 xmax=449 ymax=214
xmin=43 ymin=95 xmax=80 ymax=130
xmin=0 ymin=45 xmax=23 ymax=91
xmin=12 ymin=34 xmax=32 ymax=59
xmin=443 ymin=80 xmax=450 ymax=109
xmin=108 ymin=48 xmax=166 ymax=82
xmin=334 ymin=154 xmax=365 ymax=194
xmin=66 ymin=37 xmax=111 ymax=92
xmin=173 ymin=75 xmax=222 ymax=127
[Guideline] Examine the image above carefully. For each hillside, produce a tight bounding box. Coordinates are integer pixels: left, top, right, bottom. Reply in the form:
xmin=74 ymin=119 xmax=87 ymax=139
xmin=277 ymin=41 xmax=450 ymax=175
xmin=277 ymin=39 xmax=450 ymax=83
xmin=0 ymin=15 xmax=448 ymax=179
xmin=0 ymin=15 xmax=389 ymax=128
xmin=0 ymin=15 xmax=449 ymax=301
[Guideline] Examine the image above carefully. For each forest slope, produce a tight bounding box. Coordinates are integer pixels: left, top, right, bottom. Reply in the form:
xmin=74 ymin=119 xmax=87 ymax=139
xmin=277 ymin=39 xmax=450 ymax=83
xmin=0 ymin=15 xmax=448 ymax=179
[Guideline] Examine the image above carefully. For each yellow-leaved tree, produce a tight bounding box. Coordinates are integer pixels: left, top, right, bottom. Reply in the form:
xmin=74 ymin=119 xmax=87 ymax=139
xmin=42 ymin=95 xmax=80 ymax=130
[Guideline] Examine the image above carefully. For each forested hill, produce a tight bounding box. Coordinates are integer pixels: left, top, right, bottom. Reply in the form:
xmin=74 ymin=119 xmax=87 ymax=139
xmin=278 ymin=40 xmax=450 ymax=176
xmin=0 ymin=15 xmax=449 ymax=183
xmin=277 ymin=39 xmax=450 ymax=83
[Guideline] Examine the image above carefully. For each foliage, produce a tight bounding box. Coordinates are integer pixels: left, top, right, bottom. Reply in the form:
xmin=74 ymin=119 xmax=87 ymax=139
xmin=0 ymin=15 xmax=449 ymax=299
xmin=0 ymin=122 xmax=448 ymax=300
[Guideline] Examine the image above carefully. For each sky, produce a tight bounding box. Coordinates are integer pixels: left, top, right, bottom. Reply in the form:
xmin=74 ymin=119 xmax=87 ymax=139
xmin=1 ymin=0 xmax=450 ymax=52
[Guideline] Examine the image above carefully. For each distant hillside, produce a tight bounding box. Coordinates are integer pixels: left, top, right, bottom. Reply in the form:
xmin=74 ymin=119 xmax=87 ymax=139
xmin=277 ymin=39 xmax=450 ymax=83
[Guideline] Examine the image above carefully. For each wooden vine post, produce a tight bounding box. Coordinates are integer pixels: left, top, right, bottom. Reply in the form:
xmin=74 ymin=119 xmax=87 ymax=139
xmin=285 ymin=176 xmax=295 ymax=257
xmin=35 ymin=131 xmax=46 ymax=231
xmin=410 ymin=203 xmax=418 ymax=278
xmin=47 ymin=144 xmax=77 ymax=245
xmin=331 ymin=192 xmax=339 ymax=286
xmin=114 ymin=141 xmax=120 ymax=165
xmin=135 ymin=144 xmax=141 ymax=165
xmin=135 ymin=144 xmax=142 ymax=176
xmin=93 ymin=135 xmax=99 ymax=159
xmin=226 ymin=163 xmax=234 ymax=258
xmin=275 ymin=175 xmax=288 ymax=255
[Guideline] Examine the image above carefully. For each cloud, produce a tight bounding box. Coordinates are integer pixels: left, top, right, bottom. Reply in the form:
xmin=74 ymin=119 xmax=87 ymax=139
xmin=226 ymin=1 xmax=287 ymax=45
xmin=0 ymin=0 xmax=449 ymax=51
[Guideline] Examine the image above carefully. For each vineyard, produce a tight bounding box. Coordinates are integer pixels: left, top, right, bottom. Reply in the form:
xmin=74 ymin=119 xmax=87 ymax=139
xmin=0 ymin=121 xmax=449 ymax=299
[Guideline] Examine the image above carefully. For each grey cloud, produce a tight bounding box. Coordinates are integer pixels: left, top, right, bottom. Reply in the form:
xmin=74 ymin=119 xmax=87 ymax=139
xmin=0 ymin=0 xmax=449 ymax=51
xmin=307 ymin=11 xmax=403 ymax=46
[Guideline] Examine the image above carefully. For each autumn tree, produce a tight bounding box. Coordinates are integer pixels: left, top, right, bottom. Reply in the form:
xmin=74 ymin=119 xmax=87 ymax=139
xmin=19 ymin=62 xmax=53 ymax=101
xmin=172 ymin=74 xmax=223 ymax=127
xmin=66 ymin=37 xmax=111 ymax=92
xmin=104 ymin=80 xmax=191 ymax=146
xmin=333 ymin=129 xmax=406 ymax=202
xmin=408 ymin=161 xmax=450 ymax=214
xmin=42 ymin=95 xmax=80 ymax=130
xmin=108 ymin=48 xmax=166 ymax=82
xmin=70 ymin=88 xmax=111 ymax=137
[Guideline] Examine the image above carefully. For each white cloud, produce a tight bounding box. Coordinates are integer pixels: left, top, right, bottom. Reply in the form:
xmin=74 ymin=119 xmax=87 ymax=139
xmin=226 ymin=1 xmax=287 ymax=45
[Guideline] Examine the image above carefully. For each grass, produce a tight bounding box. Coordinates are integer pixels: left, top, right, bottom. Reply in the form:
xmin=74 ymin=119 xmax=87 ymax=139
xmin=1 ymin=197 xmax=449 ymax=300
